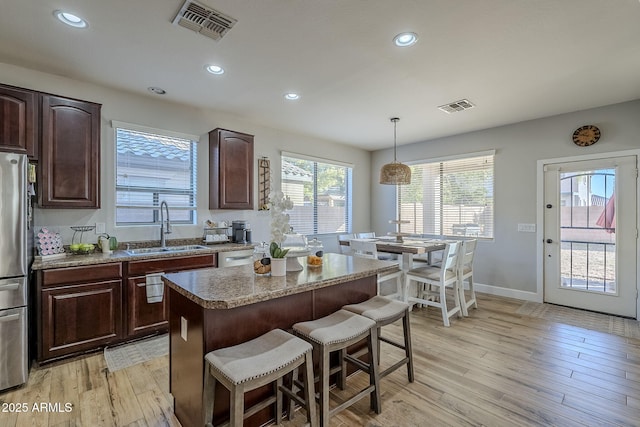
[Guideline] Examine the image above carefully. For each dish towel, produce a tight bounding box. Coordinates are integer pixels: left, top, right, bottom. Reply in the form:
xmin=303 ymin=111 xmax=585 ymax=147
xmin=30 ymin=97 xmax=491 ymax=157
xmin=146 ymin=272 xmax=165 ymax=303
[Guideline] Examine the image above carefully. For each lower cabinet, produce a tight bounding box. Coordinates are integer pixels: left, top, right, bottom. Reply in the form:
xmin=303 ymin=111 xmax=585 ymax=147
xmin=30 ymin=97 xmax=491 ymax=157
xmin=126 ymin=275 xmax=169 ymax=337
xmin=41 ymin=280 xmax=122 ymax=361
xmin=126 ymin=254 xmax=216 ymax=338
xmin=36 ymin=254 xmax=216 ymax=363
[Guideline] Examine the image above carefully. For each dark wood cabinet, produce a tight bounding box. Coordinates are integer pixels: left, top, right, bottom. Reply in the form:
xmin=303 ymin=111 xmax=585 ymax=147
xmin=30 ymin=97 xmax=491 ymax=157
xmin=0 ymin=84 xmax=37 ymax=158
xmin=38 ymin=263 xmax=123 ymax=362
xmin=209 ymin=128 xmax=254 ymax=210
xmin=40 ymin=94 xmax=101 ymax=208
xmin=125 ymin=254 xmax=216 ymax=338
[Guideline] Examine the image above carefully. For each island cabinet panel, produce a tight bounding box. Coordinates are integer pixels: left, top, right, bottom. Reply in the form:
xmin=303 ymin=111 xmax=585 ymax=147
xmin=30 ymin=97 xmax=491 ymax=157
xmin=0 ymin=84 xmax=37 ymax=158
xmin=125 ymin=254 xmax=216 ymax=338
xmin=37 ymin=263 xmax=123 ymax=362
xmin=41 ymin=280 xmax=122 ymax=361
xmin=209 ymin=128 xmax=254 ymax=210
xmin=39 ymin=94 xmax=101 ymax=208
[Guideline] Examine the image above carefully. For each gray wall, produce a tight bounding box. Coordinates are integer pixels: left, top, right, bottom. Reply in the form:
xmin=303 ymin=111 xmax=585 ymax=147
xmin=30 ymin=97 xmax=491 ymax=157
xmin=372 ymin=100 xmax=640 ymax=299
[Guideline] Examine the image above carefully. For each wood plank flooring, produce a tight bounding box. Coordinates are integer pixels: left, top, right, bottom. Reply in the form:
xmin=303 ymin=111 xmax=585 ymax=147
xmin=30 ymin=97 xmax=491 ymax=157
xmin=2 ymin=294 xmax=640 ymax=426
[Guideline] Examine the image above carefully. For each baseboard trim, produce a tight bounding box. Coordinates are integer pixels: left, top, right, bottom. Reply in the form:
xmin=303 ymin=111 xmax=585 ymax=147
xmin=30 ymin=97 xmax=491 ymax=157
xmin=472 ymin=282 xmax=542 ymax=303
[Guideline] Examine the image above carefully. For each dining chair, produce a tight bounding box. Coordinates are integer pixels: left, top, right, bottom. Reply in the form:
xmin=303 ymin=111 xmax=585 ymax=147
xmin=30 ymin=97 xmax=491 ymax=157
xmin=337 ymin=233 xmax=355 ymax=255
xmin=356 ymin=232 xmax=376 ymax=239
xmin=457 ymin=239 xmax=478 ymax=316
xmin=350 ymin=240 xmax=403 ymax=298
xmin=404 ymin=241 xmax=463 ymax=327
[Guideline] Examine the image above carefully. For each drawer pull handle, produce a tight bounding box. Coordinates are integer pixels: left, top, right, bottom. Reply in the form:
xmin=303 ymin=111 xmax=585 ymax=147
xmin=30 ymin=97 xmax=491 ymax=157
xmin=0 ymin=283 xmax=20 ymax=292
xmin=0 ymin=313 xmax=20 ymax=323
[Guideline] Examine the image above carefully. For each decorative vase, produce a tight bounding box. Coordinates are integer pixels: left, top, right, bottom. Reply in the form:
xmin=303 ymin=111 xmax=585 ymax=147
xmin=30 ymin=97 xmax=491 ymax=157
xmin=271 ymin=257 xmax=287 ymax=276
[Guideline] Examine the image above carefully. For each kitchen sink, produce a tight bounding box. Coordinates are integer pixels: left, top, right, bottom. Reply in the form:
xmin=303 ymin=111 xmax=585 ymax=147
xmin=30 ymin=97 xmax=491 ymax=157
xmin=125 ymin=245 xmax=210 ymax=255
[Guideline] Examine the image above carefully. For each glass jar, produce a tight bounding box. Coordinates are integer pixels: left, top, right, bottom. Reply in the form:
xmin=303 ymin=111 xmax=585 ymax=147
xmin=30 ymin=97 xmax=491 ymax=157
xmin=307 ymin=238 xmax=323 ymax=267
xmin=253 ymin=242 xmax=271 ymax=275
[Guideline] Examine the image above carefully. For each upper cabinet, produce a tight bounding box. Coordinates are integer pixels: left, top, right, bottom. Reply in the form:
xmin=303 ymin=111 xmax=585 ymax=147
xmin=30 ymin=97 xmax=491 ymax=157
xmin=40 ymin=94 xmax=101 ymax=208
xmin=209 ymin=128 xmax=254 ymax=210
xmin=0 ymin=84 xmax=38 ymax=159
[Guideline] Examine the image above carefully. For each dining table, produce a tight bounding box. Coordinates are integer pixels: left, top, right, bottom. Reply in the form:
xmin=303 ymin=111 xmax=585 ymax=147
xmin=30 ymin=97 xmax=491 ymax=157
xmin=339 ymin=236 xmax=449 ymax=270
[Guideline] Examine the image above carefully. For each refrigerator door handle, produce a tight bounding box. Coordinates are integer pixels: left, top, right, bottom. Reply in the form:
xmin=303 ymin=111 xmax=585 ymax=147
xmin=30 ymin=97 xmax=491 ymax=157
xmin=0 ymin=313 xmax=20 ymax=323
xmin=0 ymin=283 xmax=20 ymax=292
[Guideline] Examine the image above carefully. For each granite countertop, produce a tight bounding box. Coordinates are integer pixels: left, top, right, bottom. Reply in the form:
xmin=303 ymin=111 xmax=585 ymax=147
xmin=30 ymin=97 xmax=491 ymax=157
xmin=31 ymin=242 xmax=254 ymax=270
xmin=162 ymin=253 xmax=400 ymax=309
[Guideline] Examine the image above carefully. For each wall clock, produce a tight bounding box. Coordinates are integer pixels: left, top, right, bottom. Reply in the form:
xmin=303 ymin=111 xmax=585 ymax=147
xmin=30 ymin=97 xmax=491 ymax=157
xmin=572 ymin=125 xmax=601 ymax=147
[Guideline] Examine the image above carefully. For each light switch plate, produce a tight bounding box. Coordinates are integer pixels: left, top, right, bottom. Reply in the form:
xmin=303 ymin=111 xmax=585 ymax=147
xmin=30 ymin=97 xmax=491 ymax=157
xmin=180 ymin=316 xmax=188 ymax=341
xmin=95 ymin=222 xmax=106 ymax=234
xmin=518 ymin=223 xmax=536 ymax=233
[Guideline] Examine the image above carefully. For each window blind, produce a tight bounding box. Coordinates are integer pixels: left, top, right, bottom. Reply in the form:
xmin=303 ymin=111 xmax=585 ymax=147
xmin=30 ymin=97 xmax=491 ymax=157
xmin=281 ymin=154 xmax=352 ymax=235
xmin=399 ymin=152 xmax=494 ymax=238
xmin=115 ymin=127 xmax=197 ymax=225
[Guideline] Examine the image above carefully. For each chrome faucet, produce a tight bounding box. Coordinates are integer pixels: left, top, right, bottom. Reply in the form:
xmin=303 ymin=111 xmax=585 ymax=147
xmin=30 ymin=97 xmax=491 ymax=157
xmin=160 ymin=200 xmax=172 ymax=248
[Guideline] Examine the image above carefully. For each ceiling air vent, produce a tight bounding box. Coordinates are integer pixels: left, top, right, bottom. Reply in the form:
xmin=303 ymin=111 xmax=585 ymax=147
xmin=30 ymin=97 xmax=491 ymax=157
xmin=438 ymin=99 xmax=475 ymax=114
xmin=172 ymin=0 xmax=237 ymax=41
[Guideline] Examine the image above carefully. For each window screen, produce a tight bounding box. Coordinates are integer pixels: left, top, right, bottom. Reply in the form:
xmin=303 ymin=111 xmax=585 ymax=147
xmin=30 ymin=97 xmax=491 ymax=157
xmin=115 ymin=127 xmax=197 ymax=225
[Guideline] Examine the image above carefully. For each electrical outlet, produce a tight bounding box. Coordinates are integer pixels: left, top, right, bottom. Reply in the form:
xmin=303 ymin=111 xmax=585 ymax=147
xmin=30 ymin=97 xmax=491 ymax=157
xmin=517 ymin=223 xmax=536 ymax=233
xmin=95 ymin=222 xmax=106 ymax=234
xmin=181 ymin=316 xmax=188 ymax=341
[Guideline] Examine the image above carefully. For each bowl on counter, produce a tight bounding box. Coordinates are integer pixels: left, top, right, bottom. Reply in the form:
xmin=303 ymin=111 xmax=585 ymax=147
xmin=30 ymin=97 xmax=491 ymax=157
xmin=69 ymin=243 xmax=96 ymax=255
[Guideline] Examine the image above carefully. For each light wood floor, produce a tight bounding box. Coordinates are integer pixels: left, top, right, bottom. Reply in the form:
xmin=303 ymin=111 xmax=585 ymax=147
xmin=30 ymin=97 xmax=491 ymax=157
xmin=2 ymin=294 xmax=640 ymax=426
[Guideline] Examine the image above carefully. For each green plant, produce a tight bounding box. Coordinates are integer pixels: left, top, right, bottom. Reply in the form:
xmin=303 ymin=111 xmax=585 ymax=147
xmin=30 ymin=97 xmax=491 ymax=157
xmin=270 ymin=242 xmax=289 ymax=258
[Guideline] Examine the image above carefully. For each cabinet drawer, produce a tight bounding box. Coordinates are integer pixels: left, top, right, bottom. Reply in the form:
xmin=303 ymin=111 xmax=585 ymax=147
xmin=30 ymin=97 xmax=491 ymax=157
xmin=127 ymin=254 xmax=215 ymax=276
xmin=42 ymin=263 xmax=122 ymax=287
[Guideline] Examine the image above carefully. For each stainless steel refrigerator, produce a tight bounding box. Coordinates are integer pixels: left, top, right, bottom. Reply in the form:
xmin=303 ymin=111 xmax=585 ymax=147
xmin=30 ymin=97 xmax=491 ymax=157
xmin=0 ymin=152 xmax=28 ymax=391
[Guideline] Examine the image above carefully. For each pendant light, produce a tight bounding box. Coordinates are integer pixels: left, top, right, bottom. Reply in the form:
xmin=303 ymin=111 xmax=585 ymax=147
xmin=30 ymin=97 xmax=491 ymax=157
xmin=379 ymin=117 xmax=411 ymax=185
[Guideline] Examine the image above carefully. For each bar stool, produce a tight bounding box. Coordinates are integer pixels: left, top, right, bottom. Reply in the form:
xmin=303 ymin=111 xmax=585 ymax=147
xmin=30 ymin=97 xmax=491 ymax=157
xmin=293 ymin=309 xmax=381 ymax=427
xmin=342 ymin=296 xmax=414 ymax=382
xmin=203 ymin=329 xmax=317 ymax=427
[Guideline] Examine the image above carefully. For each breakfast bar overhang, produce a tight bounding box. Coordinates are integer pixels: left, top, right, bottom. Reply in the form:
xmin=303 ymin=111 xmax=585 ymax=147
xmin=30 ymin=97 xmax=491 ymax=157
xmin=162 ymin=253 xmax=399 ymax=427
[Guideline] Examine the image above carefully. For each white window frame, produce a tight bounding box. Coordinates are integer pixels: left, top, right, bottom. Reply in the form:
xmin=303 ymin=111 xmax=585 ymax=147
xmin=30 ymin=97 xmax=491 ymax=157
xmin=113 ymin=121 xmax=199 ymax=226
xmin=398 ymin=150 xmax=495 ymax=239
xmin=281 ymin=151 xmax=353 ymax=235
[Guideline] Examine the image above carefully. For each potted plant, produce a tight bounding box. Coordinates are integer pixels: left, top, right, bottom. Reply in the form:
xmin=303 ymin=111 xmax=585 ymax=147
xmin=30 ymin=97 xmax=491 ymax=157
xmin=269 ymin=242 xmax=289 ymax=276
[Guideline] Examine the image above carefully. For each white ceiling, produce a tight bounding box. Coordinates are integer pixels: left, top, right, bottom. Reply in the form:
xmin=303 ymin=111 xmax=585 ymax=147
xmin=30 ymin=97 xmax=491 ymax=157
xmin=1 ymin=0 xmax=639 ymax=150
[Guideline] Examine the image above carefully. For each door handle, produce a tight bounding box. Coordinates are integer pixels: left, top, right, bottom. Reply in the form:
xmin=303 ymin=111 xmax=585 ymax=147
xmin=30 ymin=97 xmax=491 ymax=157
xmin=0 ymin=313 xmax=20 ymax=323
xmin=546 ymin=239 xmax=553 ymax=244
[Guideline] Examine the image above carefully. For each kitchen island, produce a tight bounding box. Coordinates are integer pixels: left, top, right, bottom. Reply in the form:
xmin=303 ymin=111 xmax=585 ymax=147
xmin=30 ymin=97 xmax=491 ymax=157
xmin=162 ymin=253 xmax=398 ymax=427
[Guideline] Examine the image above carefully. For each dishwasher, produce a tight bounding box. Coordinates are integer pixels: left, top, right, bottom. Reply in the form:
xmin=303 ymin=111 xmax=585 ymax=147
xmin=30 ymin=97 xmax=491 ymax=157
xmin=218 ymin=249 xmax=254 ymax=267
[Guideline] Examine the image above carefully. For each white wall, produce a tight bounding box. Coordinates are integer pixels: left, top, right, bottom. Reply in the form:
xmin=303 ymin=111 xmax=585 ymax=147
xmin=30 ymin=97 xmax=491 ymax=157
xmin=372 ymin=100 xmax=640 ymax=297
xmin=0 ymin=62 xmax=372 ymax=245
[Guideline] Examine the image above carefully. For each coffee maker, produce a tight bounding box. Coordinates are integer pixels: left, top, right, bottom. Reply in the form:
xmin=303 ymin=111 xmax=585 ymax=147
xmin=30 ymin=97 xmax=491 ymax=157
xmin=232 ymin=220 xmax=251 ymax=243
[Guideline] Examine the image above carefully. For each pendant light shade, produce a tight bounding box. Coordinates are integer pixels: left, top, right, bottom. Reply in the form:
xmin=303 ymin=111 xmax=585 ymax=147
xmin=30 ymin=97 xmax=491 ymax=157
xmin=380 ymin=117 xmax=411 ymax=185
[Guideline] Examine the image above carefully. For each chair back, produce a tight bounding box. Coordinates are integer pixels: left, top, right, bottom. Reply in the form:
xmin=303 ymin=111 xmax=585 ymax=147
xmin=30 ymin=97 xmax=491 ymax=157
xmin=441 ymin=241 xmax=461 ymax=277
xmin=458 ymin=239 xmax=477 ymax=276
xmin=338 ymin=233 xmax=355 ymax=254
xmin=356 ymin=232 xmax=376 ymax=239
xmin=350 ymin=240 xmax=378 ymax=259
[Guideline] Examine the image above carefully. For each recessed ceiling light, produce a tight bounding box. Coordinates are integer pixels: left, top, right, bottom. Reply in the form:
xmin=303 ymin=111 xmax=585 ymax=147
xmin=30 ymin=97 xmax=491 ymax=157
xmin=53 ymin=10 xmax=88 ymax=28
xmin=284 ymin=93 xmax=300 ymax=101
xmin=148 ymin=87 xmax=166 ymax=95
xmin=393 ymin=32 xmax=418 ymax=47
xmin=205 ymin=64 xmax=225 ymax=75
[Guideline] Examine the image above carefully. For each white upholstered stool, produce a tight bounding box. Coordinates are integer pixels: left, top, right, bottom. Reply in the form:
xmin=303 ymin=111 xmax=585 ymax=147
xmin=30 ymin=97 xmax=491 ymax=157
xmin=203 ymin=328 xmax=317 ymax=427
xmin=293 ymin=309 xmax=381 ymax=427
xmin=343 ymin=295 xmax=414 ymax=382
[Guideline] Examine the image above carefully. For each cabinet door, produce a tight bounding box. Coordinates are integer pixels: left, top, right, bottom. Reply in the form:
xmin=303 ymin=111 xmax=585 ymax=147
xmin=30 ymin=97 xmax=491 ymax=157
xmin=40 ymin=94 xmax=101 ymax=208
xmin=0 ymin=84 xmax=37 ymax=158
xmin=126 ymin=276 xmax=169 ymax=337
xmin=41 ymin=280 xmax=122 ymax=361
xmin=209 ymin=128 xmax=254 ymax=209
